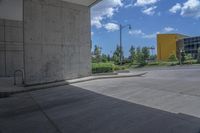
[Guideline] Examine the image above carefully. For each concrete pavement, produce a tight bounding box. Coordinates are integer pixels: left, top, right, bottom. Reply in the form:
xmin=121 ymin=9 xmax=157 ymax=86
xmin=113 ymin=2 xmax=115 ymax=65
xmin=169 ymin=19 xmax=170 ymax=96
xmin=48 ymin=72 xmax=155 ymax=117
xmin=1 ymin=67 xmax=200 ymax=133
xmin=1 ymin=85 xmax=200 ymax=133
xmin=74 ymin=68 xmax=200 ymax=118
xmin=0 ymin=72 xmax=146 ymax=94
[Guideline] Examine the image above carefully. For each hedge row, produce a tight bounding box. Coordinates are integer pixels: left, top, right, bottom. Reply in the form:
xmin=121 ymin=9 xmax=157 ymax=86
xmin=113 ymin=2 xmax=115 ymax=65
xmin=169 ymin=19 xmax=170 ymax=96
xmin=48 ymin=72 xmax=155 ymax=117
xmin=92 ymin=63 xmax=114 ymax=73
xmin=92 ymin=63 xmax=127 ymax=74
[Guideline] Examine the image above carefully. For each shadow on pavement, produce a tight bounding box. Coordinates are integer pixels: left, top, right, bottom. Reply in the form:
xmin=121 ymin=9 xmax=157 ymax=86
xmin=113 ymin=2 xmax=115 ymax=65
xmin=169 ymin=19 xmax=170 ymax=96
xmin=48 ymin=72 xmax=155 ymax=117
xmin=0 ymin=85 xmax=200 ymax=133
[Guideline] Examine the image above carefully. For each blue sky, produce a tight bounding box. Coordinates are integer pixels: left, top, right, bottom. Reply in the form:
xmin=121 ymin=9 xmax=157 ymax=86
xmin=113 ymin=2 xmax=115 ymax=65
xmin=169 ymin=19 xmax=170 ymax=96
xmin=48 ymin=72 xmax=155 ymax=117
xmin=91 ymin=0 xmax=200 ymax=57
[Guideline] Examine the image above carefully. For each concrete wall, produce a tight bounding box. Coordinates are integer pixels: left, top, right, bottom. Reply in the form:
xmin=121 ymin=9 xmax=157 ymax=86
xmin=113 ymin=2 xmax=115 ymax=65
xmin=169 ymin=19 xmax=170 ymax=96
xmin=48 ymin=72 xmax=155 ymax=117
xmin=0 ymin=19 xmax=24 ymax=77
xmin=23 ymin=0 xmax=91 ymax=85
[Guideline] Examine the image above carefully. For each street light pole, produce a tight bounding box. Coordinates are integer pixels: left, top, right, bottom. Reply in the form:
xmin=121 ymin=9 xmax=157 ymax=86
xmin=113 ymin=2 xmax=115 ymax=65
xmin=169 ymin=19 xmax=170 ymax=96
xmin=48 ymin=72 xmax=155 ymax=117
xmin=119 ymin=24 xmax=131 ymax=65
xmin=119 ymin=24 xmax=122 ymax=65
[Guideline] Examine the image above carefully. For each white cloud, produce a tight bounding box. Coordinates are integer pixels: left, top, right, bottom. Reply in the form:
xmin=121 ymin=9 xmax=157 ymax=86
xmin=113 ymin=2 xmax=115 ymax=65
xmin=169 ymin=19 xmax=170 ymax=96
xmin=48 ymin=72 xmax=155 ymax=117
xmin=181 ymin=0 xmax=200 ymax=18
xmin=143 ymin=32 xmax=158 ymax=39
xmin=134 ymin=0 xmax=159 ymax=15
xmin=124 ymin=0 xmax=134 ymax=8
xmin=91 ymin=32 xmax=94 ymax=36
xmin=169 ymin=3 xmax=181 ymax=13
xmin=104 ymin=23 xmax=119 ymax=32
xmin=142 ymin=6 xmax=157 ymax=15
xmin=134 ymin=0 xmax=159 ymax=6
xmin=163 ymin=27 xmax=176 ymax=32
xmin=124 ymin=4 xmax=133 ymax=8
xmin=129 ymin=29 xmax=145 ymax=35
xmin=169 ymin=0 xmax=200 ymax=18
xmin=91 ymin=0 xmax=123 ymax=28
xmin=129 ymin=29 xmax=158 ymax=39
xmin=128 ymin=26 xmax=177 ymax=39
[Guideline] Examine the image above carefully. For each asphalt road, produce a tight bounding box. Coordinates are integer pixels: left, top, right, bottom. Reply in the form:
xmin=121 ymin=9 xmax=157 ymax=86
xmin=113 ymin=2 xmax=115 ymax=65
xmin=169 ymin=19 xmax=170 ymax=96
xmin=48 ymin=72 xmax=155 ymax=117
xmin=1 ymin=67 xmax=200 ymax=133
xmin=75 ymin=67 xmax=200 ymax=117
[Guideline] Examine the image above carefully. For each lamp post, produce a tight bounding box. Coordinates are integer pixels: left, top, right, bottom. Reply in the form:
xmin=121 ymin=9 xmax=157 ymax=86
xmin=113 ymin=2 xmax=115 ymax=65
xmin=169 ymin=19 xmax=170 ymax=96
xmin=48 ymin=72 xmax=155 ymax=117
xmin=179 ymin=48 xmax=185 ymax=65
xmin=119 ymin=24 xmax=132 ymax=65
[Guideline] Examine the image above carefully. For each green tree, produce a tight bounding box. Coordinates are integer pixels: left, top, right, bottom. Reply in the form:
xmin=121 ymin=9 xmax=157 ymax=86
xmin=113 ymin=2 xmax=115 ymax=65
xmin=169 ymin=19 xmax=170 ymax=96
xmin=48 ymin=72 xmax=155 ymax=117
xmin=136 ymin=47 xmax=141 ymax=55
xmin=129 ymin=45 xmax=136 ymax=63
xmin=101 ymin=54 xmax=108 ymax=63
xmin=135 ymin=47 xmax=141 ymax=63
xmin=93 ymin=45 xmax=102 ymax=63
xmin=149 ymin=54 xmax=157 ymax=60
xmin=142 ymin=47 xmax=150 ymax=60
xmin=112 ymin=45 xmax=121 ymax=64
xmin=135 ymin=47 xmax=146 ymax=66
xmin=119 ymin=45 xmax=124 ymax=64
xmin=107 ymin=54 xmax=111 ymax=62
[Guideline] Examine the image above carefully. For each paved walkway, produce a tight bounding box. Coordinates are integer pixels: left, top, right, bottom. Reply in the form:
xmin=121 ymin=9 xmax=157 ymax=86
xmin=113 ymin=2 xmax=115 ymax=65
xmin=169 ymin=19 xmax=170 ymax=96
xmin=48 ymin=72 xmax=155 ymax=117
xmin=74 ymin=68 xmax=200 ymax=118
xmin=0 ymin=72 xmax=146 ymax=94
xmin=0 ymin=85 xmax=200 ymax=133
xmin=1 ymin=67 xmax=200 ymax=133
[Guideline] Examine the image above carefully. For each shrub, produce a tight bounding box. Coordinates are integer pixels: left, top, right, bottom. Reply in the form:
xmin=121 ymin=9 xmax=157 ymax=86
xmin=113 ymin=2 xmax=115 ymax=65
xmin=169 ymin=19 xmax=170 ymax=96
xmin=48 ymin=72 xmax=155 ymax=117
xmin=148 ymin=61 xmax=160 ymax=66
xmin=113 ymin=65 xmax=126 ymax=71
xmin=92 ymin=63 xmax=114 ymax=74
xmin=168 ymin=53 xmax=178 ymax=62
xmin=134 ymin=52 xmax=148 ymax=67
xmin=184 ymin=54 xmax=193 ymax=64
xmin=92 ymin=63 xmax=129 ymax=73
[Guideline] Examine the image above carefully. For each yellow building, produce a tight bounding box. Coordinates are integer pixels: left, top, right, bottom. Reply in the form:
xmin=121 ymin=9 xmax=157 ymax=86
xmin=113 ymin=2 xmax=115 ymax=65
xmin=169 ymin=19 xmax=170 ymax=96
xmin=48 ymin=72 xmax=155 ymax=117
xmin=157 ymin=34 xmax=187 ymax=61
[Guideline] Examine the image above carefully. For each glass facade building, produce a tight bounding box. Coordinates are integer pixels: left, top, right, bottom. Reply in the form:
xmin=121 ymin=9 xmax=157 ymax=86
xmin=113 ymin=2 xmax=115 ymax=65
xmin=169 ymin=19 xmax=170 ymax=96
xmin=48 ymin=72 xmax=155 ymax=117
xmin=177 ymin=36 xmax=200 ymax=59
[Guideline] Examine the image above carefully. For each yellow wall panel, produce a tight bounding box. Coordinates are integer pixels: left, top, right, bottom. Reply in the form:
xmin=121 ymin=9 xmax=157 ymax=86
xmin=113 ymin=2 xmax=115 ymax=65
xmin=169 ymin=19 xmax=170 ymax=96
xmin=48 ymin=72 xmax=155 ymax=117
xmin=157 ymin=34 xmax=185 ymax=61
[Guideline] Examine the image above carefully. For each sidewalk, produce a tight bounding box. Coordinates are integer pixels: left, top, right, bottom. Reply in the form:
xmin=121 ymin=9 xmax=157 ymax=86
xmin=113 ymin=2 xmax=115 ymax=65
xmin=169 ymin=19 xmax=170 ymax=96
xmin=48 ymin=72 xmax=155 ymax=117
xmin=1 ymin=84 xmax=200 ymax=133
xmin=0 ymin=72 xmax=147 ymax=96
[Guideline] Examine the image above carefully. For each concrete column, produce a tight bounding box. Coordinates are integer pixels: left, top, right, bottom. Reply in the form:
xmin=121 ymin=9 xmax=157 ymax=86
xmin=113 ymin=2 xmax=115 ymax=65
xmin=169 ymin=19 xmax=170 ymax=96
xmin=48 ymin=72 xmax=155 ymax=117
xmin=23 ymin=0 xmax=91 ymax=85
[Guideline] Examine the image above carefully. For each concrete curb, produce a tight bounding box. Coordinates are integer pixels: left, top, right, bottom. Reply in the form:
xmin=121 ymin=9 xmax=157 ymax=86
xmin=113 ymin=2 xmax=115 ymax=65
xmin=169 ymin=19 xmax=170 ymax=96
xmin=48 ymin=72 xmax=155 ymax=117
xmin=67 ymin=72 xmax=147 ymax=84
xmin=0 ymin=72 xmax=147 ymax=97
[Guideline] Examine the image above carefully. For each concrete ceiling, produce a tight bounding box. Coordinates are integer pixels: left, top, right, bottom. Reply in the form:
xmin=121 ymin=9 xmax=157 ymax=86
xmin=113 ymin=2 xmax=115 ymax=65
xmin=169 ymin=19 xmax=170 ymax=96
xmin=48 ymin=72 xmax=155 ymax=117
xmin=62 ymin=0 xmax=100 ymax=6
xmin=0 ymin=0 xmax=101 ymax=20
xmin=0 ymin=0 xmax=22 ymax=20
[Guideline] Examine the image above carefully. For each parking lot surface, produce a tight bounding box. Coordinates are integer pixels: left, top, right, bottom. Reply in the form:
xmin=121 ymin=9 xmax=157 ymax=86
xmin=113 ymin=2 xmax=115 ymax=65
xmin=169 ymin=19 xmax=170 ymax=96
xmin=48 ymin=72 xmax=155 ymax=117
xmin=1 ymin=67 xmax=200 ymax=133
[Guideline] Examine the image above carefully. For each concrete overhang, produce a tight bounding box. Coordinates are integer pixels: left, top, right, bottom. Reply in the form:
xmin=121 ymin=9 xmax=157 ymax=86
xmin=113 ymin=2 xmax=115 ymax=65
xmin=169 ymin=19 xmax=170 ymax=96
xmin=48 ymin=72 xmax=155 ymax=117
xmin=62 ymin=0 xmax=102 ymax=7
